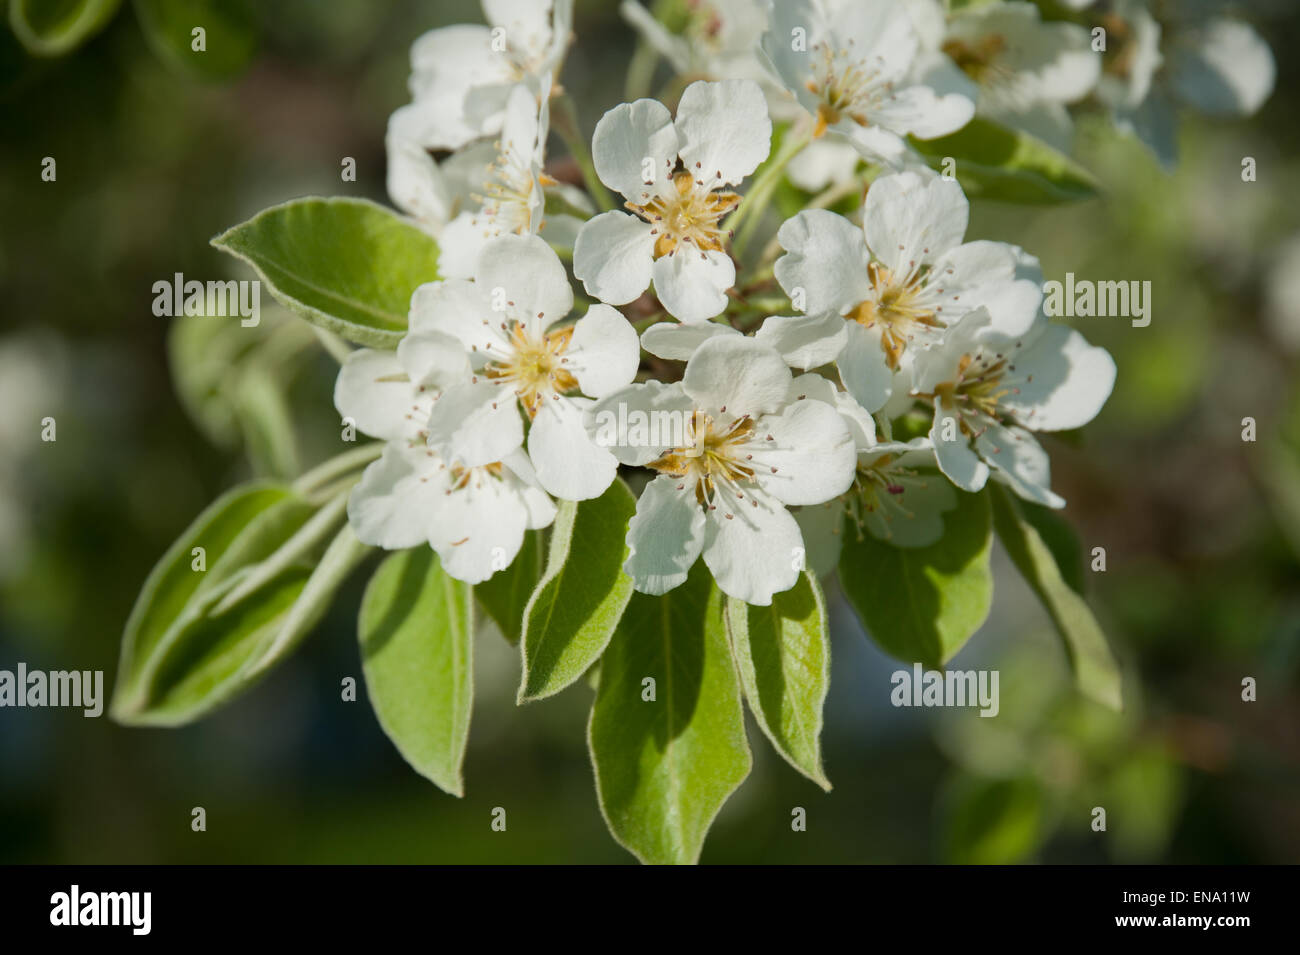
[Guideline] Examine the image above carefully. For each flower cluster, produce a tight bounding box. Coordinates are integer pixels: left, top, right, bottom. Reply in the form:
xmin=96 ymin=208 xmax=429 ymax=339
xmin=337 ymin=0 xmax=1271 ymax=604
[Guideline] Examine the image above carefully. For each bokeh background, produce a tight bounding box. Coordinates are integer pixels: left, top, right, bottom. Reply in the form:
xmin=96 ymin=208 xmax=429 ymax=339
xmin=1 ymin=0 xmax=1298 ymax=864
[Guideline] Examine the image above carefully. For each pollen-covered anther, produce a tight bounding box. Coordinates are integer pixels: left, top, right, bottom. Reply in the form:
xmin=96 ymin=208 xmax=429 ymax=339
xmin=483 ymin=322 xmax=579 ymax=418
xmin=627 ymin=171 xmax=739 ymax=259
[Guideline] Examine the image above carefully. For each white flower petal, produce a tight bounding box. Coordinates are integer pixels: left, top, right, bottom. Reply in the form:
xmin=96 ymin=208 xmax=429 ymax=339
xmin=651 ymin=249 xmax=734 ymax=323
xmin=385 ymin=103 xmax=453 ymax=226
xmin=1168 ymin=18 xmax=1275 ymax=117
xmin=999 ymin=323 xmax=1116 ymax=432
xmin=424 ymin=379 xmax=524 ymax=467
xmin=749 ymin=399 xmax=856 ymax=506
xmin=566 ymin=303 xmax=640 ymax=398
xmin=976 ymin=421 xmax=1063 ymax=509
xmin=674 ymin=79 xmax=772 ymax=187
xmin=755 ymin=312 xmax=849 ymax=370
xmin=702 ymin=487 xmax=802 ymax=605
xmin=791 ymin=372 xmax=878 ymax=449
xmin=395 ymin=330 xmax=471 ymax=390
xmin=408 ymin=279 xmax=501 ymax=356
xmin=474 ymin=233 xmax=574 ymax=330
xmin=591 ymin=98 xmax=681 ymax=201
xmin=930 ymin=405 xmax=989 ymax=492
xmin=436 ymin=210 xmax=496 ymax=281
xmin=841 ymin=122 xmax=914 ymax=168
xmin=626 ymin=475 xmax=707 ymax=595
xmin=775 ymin=209 xmax=871 ymax=315
xmin=573 ymin=211 xmax=656 ymax=306
xmin=429 ymin=471 xmax=531 ymax=584
xmin=347 ymin=445 xmax=446 ymax=549
xmin=682 ymin=336 xmax=792 ymax=416
xmin=408 ymin=25 xmax=513 ymax=149
xmin=588 ymin=381 xmax=696 ymax=467
xmin=528 ymin=396 xmax=620 ymax=501
xmin=863 ymin=171 xmax=969 ymax=273
xmin=835 ymin=321 xmax=893 ymax=413
xmin=869 ymin=83 xmax=975 ymax=139
xmin=334 ymin=349 xmax=414 ymax=442
xmin=785 ymin=137 xmax=861 ymax=193
xmin=794 ymin=500 xmax=846 ymax=577
xmin=640 ymin=321 xmax=741 ymax=361
xmin=930 ymin=240 xmax=1043 ymax=337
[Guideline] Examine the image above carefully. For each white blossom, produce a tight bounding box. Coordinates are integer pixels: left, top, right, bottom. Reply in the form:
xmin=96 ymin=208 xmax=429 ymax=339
xmin=910 ymin=308 xmax=1115 ymax=508
xmin=405 ymin=0 xmax=574 ymax=151
xmin=770 ymin=170 xmax=1044 ymax=412
xmin=1093 ymin=0 xmax=1275 ymax=167
xmin=333 ymin=335 xmax=556 ymax=584
xmin=588 ymin=337 xmax=855 ymax=604
xmin=760 ymin=0 xmax=975 ymax=168
xmin=415 ymin=234 xmax=641 ymax=501
xmin=573 ymin=79 xmax=772 ymax=323
xmin=914 ymin=0 xmax=1101 ymax=150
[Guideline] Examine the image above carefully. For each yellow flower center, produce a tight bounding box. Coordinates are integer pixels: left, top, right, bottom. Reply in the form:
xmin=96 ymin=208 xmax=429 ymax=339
xmin=484 ymin=322 xmax=578 ymax=418
xmin=804 ymin=43 xmax=884 ymax=137
xmin=647 ymin=411 xmax=757 ymax=509
xmin=848 ymin=262 xmax=944 ymax=368
xmin=933 ymin=353 xmax=1013 ymax=428
xmin=629 ymin=171 xmax=740 ymax=259
xmin=941 ymin=34 xmax=1008 ymax=85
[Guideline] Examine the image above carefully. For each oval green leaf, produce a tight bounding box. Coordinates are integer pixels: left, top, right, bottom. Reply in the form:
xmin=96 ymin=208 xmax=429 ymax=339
xmin=588 ymin=565 xmax=752 ymax=865
xmin=725 ymin=571 xmax=831 ymax=791
xmin=113 ymin=487 xmax=367 ymax=725
xmin=839 ymin=489 xmax=993 ymax=669
xmin=517 ymin=479 xmax=636 ymax=702
xmin=989 ymin=485 xmax=1122 ymax=710
xmin=359 ymin=547 xmax=474 ymax=797
xmin=211 ymin=197 xmax=441 ymax=348
xmin=912 ymin=117 xmax=1102 ymax=204
xmin=475 ymin=529 xmax=545 ymax=644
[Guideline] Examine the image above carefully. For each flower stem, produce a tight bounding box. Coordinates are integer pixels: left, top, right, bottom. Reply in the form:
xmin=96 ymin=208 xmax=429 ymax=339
xmin=552 ymin=92 xmax=615 ymax=214
xmin=292 ymin=443 xmax=383 ymax=496
xmin=729 ymin=126 xmax=812 ymax=261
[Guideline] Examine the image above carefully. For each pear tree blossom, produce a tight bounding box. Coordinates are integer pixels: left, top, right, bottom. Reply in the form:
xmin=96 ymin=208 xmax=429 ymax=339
xmin=911 ymin=0 xmax=1101 ymax=150
xmin=1085 ymin=0 xmax=1275 ymax=167
xmin=589 ymin=336 xmax=855 ymax=604
xmin=760 ymin=0 xmax=975 ymax=168
xmin=572 ymin=79 xmax=772 ymax=323
xmin=404 ymin=0 xmax=574 ymax=151
xmin=770 ymin=170 xmax=1044 ymax=412
xmin=416 ymin=233 xmax=641 ymax=502
xmin=333 ymin=336 xmax=556 ymax=584
xmin=910 ymin=308 xmax=1116 ymax=508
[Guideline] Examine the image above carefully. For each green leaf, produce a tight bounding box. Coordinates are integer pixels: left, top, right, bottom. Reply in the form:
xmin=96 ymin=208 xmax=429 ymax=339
xmin=113 ymin=487 xmax=367 ymax=725
xmin=475 ymin=529 xmax=544 ymax=644
xmin=588 ymin=565 xmax=752 ymax=865
xmin=211 ymin=197 xmax=441 ymax=348
xmin=8 ymin=0 xmax=121 ymax=57
xmin=911 ymin=117 xmax=1102 ymax=204
xmin=358 ymin=547 xmax=474 ymax=797
xmin=1018 ymin=500 xmax=1086 ymax=595
xmin=133 ymin=0 xmax=257 ymax=80
xmin=839 ymin=489 xmax=993 ymax=668
xmin=235 ymin=363 xmax=301 ymax=479
xmin=990 ymin=485 xmax=1122 ymax=710
xmin=517 ymin=479 xmax=636 ymax=702
xmin=114 ymin=481 xmax=294 ymax=710
xmin=724 ymin=572 xmax=831 ymax=790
